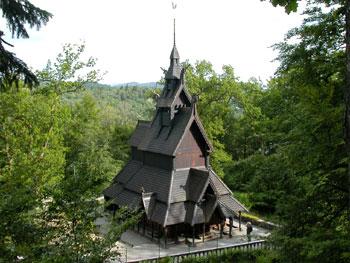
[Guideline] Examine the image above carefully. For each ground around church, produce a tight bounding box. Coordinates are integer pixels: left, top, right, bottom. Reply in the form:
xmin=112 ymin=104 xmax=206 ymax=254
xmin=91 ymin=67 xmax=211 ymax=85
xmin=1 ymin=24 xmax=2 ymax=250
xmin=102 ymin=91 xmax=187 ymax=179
xmin=106 ymin=218 xmax=270 ymax=262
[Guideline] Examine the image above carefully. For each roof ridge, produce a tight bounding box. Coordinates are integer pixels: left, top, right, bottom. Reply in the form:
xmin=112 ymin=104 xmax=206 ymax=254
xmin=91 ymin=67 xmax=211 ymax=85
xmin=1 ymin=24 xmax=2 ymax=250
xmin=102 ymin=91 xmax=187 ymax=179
xmin=193 ymin=115 xmax=213 ymax=151
xmin=189 ymin=168 xmax=210 ymax=204
xmin=163 ymin=169 xmax=175 ymax=227
xmin=210 ymin=168 xmax=249 ymax=212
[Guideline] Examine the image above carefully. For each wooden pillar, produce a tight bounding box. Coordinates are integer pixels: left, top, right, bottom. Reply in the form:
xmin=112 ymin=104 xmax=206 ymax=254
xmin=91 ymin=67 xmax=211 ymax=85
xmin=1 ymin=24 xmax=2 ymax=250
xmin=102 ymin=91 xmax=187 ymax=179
xmin=186 ymin=224 xmax=190 ymax=244
xmin=164 ymin=227 xmax=168 ymax=249
xmin=192 ymin=225 xmax=195 ymax=247
xmin=158 ymin=224 xmax=161 ymax=244
xmin=151 ymin=222 xmax=154 ymax=240
xmin=202 ymin=223 xmax=205 ymax=242
xmin=229 ymin=217 xmax=233 ymax=238
xmin=142 ymin=216 xmax=146 ymax=235
xmin=220 ymin=221 xmax=224 ymax=239
xmin=174 ymin=224 xmax=179 ymax=244
xmin=239 ymin=211 xmax=242 ymax=231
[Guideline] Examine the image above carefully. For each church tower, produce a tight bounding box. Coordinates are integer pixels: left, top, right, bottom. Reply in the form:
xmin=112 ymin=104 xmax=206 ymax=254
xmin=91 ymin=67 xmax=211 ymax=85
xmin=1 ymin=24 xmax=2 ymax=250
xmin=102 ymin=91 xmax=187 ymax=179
xmin=103 ymin=19 xmax=247 ymax=246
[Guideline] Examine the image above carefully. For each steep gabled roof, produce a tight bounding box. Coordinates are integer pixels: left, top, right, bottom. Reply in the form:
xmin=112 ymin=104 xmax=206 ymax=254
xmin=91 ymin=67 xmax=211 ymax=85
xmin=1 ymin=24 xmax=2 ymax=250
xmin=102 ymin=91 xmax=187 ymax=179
xmin=104 ymin=39 xmax=248 ymax=227
xmin=132 ymin=106 xmax=213 ymax=156
xmin=129 ymin=120 xmax=151 ymax=147
xmin=209 ymin=169 xmax=248 ymax=214
xmin=110 ymin=188 xmax=141 ymax=210
xmin=169 ymin=168 xmax=209 ymax=204
xmin=113 ymin=160 xmax=143 ymax=184
xmin=150 ymin=201 xmax=168 ymax=225
xmin=166 ymin=202 xmax=187 ymax=225
xmin=105 ymin=166 xmax=247 ymax=226
xmin=187 ymin=168 xmax=210 ymax=202
xmin=137 ymin=107 xmax=192 ymax=155
xmin=103 ymin=183 xmax=123 ymax=199
xmin=209 ymin=170 xmax=230 ymax=195
xmin=157 ymin=79 xmax=192 ymax=108
xmin=218 ymin=194 xmax=247 ymax=214
xmin=123 ymin=165 xmax=173 ymax=203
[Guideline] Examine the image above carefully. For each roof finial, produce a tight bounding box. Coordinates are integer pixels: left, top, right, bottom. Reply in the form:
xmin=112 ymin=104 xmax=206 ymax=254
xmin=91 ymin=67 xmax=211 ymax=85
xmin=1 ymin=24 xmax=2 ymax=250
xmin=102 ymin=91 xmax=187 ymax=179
xmin=172 ymin=2 xmax=177 ymax=46
xmin=173 ymin=18 xmax=176 ymax=46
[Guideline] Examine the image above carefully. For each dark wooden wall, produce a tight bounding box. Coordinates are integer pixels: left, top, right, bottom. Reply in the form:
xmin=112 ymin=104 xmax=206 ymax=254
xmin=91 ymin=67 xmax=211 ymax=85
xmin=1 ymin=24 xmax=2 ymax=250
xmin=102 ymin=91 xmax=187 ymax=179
xmin=143 ymin=151 xmax=173 ymax=170
xmin=175 ymin=123 xmax=205 ymax=169
xmin=131 ymin=147 xmax=143 ymax=161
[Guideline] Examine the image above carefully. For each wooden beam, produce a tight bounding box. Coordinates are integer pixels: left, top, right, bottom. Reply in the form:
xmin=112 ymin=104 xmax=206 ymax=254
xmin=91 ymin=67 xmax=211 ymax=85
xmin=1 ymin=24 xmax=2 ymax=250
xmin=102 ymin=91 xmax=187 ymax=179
xmin=164 ymin=227 xmax=168 ymax=249
xmin=151 ymin=222 xmax=154 ymax=240
xmin=142 ymin=215 xmax=146 ymax=235
xmin=158 ymin=224 xmax=161 ymax=244
xmin=239 ymin=211 xmax=242 ymax=231
xmin=202 ymin=223 xmax=205 ymax=242
xmin=192 ymin=226 xmax=195 ymax=247
xmin=229 ymin=217 xmax=233 ymax=238
xmin=174 ymin=224 xmax=179 ymax=244
xmin=220 ymin=221 xmax=224 ymax=239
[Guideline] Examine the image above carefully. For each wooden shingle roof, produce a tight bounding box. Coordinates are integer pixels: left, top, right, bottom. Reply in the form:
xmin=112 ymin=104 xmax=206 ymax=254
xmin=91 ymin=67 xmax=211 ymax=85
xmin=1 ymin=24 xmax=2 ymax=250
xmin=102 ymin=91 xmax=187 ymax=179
xmin=106 ymin=165 xmax=247 ymax=227
xmin=157 ymin=79 xmax=192 ymax=108
xmin=104 ymin=42 xmax=248 ymax=227
xmin=130 ymin=107 xmax=213 ymax=156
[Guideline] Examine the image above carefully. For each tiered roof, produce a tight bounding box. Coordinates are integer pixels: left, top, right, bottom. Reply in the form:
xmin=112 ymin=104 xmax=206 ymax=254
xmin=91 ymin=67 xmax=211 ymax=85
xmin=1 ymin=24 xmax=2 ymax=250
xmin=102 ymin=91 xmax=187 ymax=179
xmin=103 ymin=38 xmax=248 ymax=227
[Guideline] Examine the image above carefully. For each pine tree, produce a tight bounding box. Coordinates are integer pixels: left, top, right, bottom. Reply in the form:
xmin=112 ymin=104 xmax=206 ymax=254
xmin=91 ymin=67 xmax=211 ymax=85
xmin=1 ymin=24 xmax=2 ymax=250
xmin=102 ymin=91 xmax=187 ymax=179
xmin=0 ymin=0 xmax=52 ymax=89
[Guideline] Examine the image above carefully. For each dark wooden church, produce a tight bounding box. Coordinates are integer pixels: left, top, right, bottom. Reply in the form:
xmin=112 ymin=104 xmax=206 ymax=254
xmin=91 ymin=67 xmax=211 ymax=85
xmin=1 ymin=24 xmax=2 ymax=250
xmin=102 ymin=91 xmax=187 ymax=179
xmin=103 ymin=31 xmax=247 ymax=246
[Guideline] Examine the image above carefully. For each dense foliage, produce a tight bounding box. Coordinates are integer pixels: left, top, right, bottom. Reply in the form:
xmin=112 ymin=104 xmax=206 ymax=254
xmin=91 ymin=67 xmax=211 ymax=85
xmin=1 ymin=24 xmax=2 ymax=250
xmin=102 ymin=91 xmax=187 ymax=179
xmin=0 ymin=0 xmax=52 ymax=88
xmin=0 ymin=44 xmax=141 ymax=262
xmin=1 ymin=0 xmax=349 ymax=262
xmin=185 ymin=1 xmax=350 ymax=261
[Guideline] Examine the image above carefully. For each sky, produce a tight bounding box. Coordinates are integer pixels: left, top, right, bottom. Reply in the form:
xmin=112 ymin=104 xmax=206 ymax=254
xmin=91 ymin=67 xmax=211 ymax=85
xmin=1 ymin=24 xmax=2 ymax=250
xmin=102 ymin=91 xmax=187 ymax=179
xmin=1 ymin=0 xmax=304 ymax=85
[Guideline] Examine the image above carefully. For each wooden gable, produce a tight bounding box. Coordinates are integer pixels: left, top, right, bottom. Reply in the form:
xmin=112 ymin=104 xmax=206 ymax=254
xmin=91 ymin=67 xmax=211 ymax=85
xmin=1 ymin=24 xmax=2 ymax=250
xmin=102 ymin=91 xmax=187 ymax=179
xmin=174 ymin=89 xmax=191 ymax=108
xmin=175 ymin=121 xmax=207 ymax=169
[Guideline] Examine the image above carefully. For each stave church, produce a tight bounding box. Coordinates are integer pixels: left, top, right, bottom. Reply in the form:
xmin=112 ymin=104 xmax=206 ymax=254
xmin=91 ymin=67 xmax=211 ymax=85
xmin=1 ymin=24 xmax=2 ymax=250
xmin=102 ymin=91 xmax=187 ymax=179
xmin=103 ymin=22 xmax=248 ymax=247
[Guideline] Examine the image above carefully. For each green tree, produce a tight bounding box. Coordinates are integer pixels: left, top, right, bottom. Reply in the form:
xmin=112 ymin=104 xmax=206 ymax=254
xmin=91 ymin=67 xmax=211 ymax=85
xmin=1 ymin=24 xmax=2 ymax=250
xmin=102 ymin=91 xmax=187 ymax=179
xmin=0 ymin=90 xmax=67 ymax=261
xmin=38 ymin=43 xmax=102 ymax=95
xmin=42 ymin=95 xmax=138 ymax=262
xmin=0 ymin=0 xmax=52 ymax=88
xmin=36 ymin=44 xmax=137 ymax=262
xmin=244 ymin=1 xmax=350 ymax=261
xmin=185 ymin=60 xmax=262 ymax=177
xmin=0 ymin=43 xmax=138 ymax=262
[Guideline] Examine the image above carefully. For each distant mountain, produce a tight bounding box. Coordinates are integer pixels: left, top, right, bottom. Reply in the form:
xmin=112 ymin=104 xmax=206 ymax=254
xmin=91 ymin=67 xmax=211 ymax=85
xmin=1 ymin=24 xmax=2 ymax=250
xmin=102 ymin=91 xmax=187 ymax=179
xmin=85 ymin=82 xmax=164 ymax=89
xmin=111 ymin=82 xmax=161 ymax=88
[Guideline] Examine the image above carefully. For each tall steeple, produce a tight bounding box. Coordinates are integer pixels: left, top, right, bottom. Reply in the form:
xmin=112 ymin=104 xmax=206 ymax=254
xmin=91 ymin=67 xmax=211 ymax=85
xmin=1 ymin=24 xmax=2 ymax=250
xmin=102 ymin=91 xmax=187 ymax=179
xmin=170 ymin=18 xmax=180 ymax=61
xmin=166 ymin=18 xmax=182 ymax=80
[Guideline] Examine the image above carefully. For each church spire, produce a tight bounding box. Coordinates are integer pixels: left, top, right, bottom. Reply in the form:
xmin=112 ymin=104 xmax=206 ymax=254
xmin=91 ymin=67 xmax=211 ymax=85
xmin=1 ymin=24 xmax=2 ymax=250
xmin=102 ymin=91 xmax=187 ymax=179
xmin=170 ymin=18 xmax=180 ymax=61
xmin=173 ymin=18 xmax=176 ymax=46
xmin=166 ymin=11 xmax=181 ymax=79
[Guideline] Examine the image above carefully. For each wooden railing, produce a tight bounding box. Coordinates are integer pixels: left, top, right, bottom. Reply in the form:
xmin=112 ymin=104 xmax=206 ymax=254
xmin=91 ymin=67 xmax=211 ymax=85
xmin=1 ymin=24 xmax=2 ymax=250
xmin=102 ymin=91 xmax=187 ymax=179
xmin=127 ymin=240 xmax=267 ymax=263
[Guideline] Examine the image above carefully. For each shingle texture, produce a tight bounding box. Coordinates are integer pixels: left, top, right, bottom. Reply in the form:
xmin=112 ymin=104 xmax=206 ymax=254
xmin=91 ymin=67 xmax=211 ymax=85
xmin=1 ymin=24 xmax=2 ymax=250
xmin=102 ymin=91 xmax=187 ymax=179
xmin=103 ymin=43 xmax=247 ymax=227
xmin=105 ymin=166 xmax=247 ymax=226
xmin=188 ymin=169 xmax=210 ymax=202
xmin=129 ymin=121 xmax=151 ymax=147
xmin=111 ymin=189 xmax=140 ymax=209
xmin=103 ymin=183 xmax=123 ymax=199
xmin=218 ymin=194 xmax=247 ymax=214
xmin=123 ymin=165 xmax=172 ymax=202
xmin=115 ymin=160 xmax=143 ymax=184
xmin=209 ymin=170 xmax=230 ymax=195
xmin=137 ymin=108 xmax=193 ymax=155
